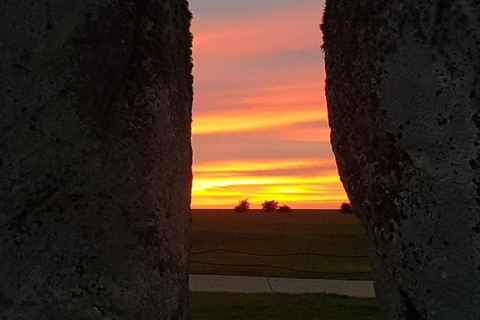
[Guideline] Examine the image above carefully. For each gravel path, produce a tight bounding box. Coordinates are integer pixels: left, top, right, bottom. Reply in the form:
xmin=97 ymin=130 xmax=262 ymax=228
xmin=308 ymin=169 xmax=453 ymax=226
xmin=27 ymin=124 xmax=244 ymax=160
xmin=189 ymin=274 xmax=375 ymax=298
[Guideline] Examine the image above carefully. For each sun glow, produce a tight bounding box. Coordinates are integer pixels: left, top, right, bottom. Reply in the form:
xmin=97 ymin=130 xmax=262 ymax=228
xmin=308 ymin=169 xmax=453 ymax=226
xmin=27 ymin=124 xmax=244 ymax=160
xmin=192 ymin=158 xmax=348 ymax=209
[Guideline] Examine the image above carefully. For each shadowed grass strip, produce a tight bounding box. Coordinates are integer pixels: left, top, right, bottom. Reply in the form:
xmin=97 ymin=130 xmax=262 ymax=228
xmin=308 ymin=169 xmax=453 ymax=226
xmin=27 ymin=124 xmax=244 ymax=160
xmin=191 ymin=260 xmax=373 ymax=275
xmin=189 ymin=292 xmax=382 ymax=320
xmin=192 ymin=248 xmax=369 ymax=258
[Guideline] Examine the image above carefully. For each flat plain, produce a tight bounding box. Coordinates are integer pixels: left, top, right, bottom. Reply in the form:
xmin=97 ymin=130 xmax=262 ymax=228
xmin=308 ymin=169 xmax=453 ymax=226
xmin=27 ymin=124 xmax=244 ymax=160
xmin=191 ymin=209 xmax=373 ymax=280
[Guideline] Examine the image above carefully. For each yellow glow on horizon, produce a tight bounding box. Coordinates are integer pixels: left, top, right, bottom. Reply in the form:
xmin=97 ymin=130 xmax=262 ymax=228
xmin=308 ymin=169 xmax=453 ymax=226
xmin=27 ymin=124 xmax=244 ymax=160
xmin=192 ymin=169 xmax=347 ymax=209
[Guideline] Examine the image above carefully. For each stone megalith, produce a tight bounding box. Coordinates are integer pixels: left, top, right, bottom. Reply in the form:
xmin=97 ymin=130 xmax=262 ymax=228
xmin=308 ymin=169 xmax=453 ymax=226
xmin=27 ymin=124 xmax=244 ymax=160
xmin=323 ymin=1 xmax=479 ymax=319
xmin=0 ymin=1 xmax=192 ymax=318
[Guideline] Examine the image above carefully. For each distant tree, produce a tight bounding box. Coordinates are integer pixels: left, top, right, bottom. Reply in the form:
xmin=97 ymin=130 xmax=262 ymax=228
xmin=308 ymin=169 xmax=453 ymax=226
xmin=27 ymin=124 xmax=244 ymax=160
xmin=340 ymin=202 xmax=353 ymax=214
xmin=234 ymin=198 xmax=250 ymax=212
xmin=277 ymin=205 xmax=292 ymax=212
xmin=262 ymin=200 xmax=278 ymax=212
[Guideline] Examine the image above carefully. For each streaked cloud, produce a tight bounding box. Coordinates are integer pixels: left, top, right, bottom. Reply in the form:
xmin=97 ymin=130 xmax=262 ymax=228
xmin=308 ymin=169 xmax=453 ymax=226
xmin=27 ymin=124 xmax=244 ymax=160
xmin=193 ymin=107 xmax=327 ymax=135
xmin=192 ymin=136 xmax=335 ymax=163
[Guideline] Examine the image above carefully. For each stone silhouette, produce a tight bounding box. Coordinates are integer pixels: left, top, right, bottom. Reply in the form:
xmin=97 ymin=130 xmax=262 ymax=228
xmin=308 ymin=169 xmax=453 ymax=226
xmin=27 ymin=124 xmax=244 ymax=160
xmin=0 ymin=0 xmax=193 ymax=318
xmin=323 ymin=1 xmax=479 ymax=319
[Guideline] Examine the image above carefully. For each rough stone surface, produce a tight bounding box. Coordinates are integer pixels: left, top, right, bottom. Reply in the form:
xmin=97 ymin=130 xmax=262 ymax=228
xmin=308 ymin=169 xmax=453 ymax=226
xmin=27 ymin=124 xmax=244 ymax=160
xmin=323 ymin=1 xmax=480 ymax=319
xmin=0 ymin=0 xmax=193 ymax=319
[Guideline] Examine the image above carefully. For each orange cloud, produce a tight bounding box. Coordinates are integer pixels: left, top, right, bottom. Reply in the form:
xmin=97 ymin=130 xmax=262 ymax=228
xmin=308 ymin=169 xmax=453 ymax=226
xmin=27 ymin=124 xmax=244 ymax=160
xmin=193 ymin=76 xmax=326 ymax=118
xmin=193 ymin=82 xmax=327 ymax=135
xmin=192 ymin=2 xmax=324 ymax=60
xmin=277 ymin=126 xmax=331 ymax=142
xmin=210 ymin=120 xmax=331 ymax=142
xmin=193 ymin=107 xmax=327 ymax=135
xmin=194 ymin=158 xmax=335 ymax=173
xmin=241 ymin=90 xmax=324 ymax=109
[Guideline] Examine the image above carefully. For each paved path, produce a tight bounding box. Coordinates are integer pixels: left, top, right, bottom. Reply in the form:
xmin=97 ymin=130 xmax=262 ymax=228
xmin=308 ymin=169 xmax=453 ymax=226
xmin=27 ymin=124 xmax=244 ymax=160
xmin=189 ymin=274 xmax=375 ymax=298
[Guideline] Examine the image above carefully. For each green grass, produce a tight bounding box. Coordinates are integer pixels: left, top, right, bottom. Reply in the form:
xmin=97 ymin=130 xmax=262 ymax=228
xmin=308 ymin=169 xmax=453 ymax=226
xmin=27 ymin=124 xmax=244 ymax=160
xmin=191 ymin=209 xmax=373 ymax=280
xmin=189 ymin=292 xmax=382 ymax=320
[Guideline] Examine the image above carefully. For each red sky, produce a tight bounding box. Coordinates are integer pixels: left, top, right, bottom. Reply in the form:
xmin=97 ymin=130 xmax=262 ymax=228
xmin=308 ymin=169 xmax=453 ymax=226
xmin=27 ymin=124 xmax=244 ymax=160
xmin=189 ymin=0 xmax=348 ymax=209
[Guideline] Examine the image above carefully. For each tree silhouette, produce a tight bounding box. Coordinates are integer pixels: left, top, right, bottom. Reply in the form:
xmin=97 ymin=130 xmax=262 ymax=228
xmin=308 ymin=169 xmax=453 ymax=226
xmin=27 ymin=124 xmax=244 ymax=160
xmin=262 ymin=200 xmax=278 ymax=212
xmin=340 ymin=202 xmax=353 ymax=214
xmin=234 ymin=198 xmax=250 ymax=212
xmin=277 ymin=205 xmax=292 ymax=212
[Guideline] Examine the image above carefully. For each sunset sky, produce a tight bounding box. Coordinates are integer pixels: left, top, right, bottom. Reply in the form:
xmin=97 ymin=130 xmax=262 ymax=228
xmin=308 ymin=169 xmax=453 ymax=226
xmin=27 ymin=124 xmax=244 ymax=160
xmin=189 ymin=0 xmax=348 ymax=209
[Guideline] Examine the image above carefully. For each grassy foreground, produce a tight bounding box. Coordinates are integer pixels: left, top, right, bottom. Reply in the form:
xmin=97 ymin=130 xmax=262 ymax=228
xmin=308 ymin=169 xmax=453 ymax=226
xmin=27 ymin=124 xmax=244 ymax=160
xmin=191 ymin=209 xmax=372 ymax=280
xmin=189 ymin=292 xmax=382 ymax=320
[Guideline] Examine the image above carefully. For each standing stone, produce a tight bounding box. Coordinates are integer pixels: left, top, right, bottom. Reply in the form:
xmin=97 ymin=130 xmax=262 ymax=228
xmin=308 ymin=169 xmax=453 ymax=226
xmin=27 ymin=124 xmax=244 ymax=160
xmin=323 ymin=1 xmax=480 ymax=319
xmin=0 ymin=0 xmax=193 ymax=319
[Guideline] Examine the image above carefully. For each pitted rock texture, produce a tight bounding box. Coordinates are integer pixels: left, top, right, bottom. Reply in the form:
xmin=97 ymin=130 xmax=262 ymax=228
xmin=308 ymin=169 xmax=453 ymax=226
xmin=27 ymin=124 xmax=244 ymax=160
xmin=0 ymin=0 xmax=193 ymax=319
xmin=323 ymin=1 xmax=480 ymax=319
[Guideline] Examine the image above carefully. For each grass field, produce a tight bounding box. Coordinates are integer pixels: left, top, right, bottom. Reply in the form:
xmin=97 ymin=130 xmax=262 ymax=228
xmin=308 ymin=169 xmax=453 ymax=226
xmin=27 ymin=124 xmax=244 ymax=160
xmin=189 ymin=292 xmax=382 ymax=320
xmin=191 ymin=209 xmax=373 ymax=280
